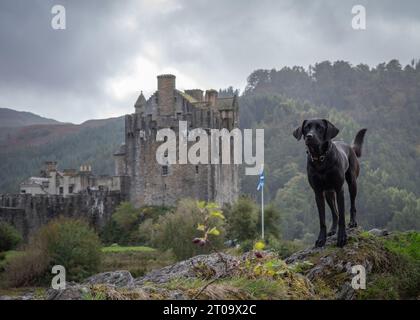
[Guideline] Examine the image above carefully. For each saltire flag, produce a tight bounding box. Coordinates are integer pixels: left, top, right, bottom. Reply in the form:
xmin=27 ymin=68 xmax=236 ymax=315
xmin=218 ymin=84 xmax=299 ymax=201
xmin=257 ymin=166 xmax=264 ymax=191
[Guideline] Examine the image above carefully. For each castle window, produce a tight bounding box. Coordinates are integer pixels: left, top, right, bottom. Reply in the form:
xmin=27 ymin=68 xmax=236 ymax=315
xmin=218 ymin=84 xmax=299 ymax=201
xmin=69 ymin=185 xmax=74 ymax=194
xmin=195 ymin=165 xmax=199 ymax=174
xmin=162 ymin=165 xmax=169 ymax=176
xmin=59 ymin=187 xmax=63 ymax=195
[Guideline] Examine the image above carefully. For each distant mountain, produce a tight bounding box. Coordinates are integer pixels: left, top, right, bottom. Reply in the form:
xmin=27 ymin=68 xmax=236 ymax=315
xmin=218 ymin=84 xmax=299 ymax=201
xmin=0 ymin=111 xmax=124 ymax=193
xmin=0 ymin=108 xmax=62 ymax=128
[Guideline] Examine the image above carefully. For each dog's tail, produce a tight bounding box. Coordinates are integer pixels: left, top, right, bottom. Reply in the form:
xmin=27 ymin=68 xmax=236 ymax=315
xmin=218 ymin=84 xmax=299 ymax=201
xmin=352 ymin=128 xmax=367 ymax=158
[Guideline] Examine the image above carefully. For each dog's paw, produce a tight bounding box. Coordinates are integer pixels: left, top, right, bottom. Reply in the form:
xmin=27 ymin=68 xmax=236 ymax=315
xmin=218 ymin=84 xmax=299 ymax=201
xmin=348 ymin=220 xmax=358 ymax=228
xmin=336 ymin=229 xmax=347 ymax=247
xmin=315 ymin=237 xmax=326 ymax=247
xmin=327 ymin=229 xmax=336 ymax=237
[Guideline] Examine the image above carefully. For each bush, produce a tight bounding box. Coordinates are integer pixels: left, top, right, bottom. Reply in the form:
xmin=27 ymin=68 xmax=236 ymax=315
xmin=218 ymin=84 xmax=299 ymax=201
xmin=147 ymin=199 xmax=225 ymax=260
xmin=5 ymin=217 xmax=102 ymax=286
xmin=225 ymin=197 xmax=259 ymax=242
xmin=3 ymin=249 xmax=50 ymax=287
xmin=264 ymin=235 xmax=304 ymax=258
xmin=101 ymin=203 xmax=170 ymax=245
xmin=0 ymin=222 xmax=22 ymax=252
xmin=258 ymin=205 xmax=281 ymax=240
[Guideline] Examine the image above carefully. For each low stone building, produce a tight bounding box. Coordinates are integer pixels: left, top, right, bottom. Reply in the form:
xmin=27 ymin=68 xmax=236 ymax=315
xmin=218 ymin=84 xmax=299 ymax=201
xmin=20 ymin=161 xmax=121 ymax=196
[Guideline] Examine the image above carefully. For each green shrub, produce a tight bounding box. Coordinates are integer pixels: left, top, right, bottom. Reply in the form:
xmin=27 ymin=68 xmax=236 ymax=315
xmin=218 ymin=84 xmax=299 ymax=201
xmin=101 ymin=204 xmax=170 ymax=245
xmin=147 ymin=199 xmax=225 ymax=260
xmin=258 ymin=205 xmax=281 ymax=239
xmin=0 ymin=222 xmax=22 ymax=252
xmin=225 ymin=197 xmax=259 ymax=242
xmin=5 ymin=217 xmax=102 ymax=286
xmin=3 ymin=249 xmax=50 ymax=287
xmin=265 ymin=235 xmax=304 ymax=259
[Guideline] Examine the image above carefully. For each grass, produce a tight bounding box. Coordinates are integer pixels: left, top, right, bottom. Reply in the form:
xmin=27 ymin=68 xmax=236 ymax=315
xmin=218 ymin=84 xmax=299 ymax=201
xmin=382 ymin=231 xmax=420 ymax=260
xmin=100 ymin=247 xmax=174 ymax=278
xmin=355 ymin=231 xmax=420 ymax=300
xmin=101 ymin=245 xmax=156 ymax=253
xmin=0 ymin=287 xmax=46 ymax=299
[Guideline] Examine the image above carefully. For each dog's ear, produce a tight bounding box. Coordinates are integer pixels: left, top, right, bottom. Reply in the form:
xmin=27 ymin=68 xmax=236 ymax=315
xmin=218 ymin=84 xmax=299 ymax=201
xmin=293 ymin=120 xmax=306 ymax=141
xmin=323 ymin=119 xmax=339 ymax=140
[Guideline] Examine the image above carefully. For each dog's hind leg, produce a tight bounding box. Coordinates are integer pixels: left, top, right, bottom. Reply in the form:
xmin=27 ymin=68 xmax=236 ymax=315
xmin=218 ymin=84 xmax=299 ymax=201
xmin=346 ymin=171 xmax=358 ymax=228
xmin=325 ymin=191 xmax=338 ymax=236
xmin=336 ymin=187 xmax=347 ymax=247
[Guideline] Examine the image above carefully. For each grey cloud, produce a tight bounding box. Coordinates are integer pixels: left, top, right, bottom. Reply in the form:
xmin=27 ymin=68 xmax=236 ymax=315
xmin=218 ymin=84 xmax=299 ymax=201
xmin=0 ymin=0 xmax=419 ymax=122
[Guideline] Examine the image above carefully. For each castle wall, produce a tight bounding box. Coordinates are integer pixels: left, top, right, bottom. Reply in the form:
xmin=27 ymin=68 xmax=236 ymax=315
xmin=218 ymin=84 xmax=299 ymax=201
xmin=0 ymin=191 xmax=123 ymax=240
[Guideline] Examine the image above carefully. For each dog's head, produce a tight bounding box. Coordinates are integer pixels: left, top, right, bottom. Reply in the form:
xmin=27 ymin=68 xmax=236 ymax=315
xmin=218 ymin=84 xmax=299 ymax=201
xmin=293 ymin=119 xmax=339 ymax=147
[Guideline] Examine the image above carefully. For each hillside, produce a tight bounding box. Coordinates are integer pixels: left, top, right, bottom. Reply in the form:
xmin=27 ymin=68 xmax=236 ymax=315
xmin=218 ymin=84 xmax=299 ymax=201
xmin=0 ymin=116 xmax=124 ymax=193
xmin=0 ymin=108 xmax=61 ymax=128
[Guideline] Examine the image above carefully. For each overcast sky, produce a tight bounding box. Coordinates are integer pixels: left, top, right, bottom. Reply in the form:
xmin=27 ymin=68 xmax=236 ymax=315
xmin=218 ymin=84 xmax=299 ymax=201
xmin=1 ymin=0 xmax=419 ymax=123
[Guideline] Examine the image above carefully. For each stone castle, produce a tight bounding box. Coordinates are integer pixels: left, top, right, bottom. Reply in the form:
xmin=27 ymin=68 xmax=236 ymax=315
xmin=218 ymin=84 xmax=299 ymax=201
xmin=114 ymin=74 xmax=239 ymax=207
xmin=0 ymin=74 xmax=239 ymax=238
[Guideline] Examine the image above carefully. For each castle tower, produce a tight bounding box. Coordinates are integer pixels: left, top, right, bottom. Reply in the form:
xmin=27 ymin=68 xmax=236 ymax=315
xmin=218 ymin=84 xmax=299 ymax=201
xmin=157 ymin=74 xmax=176 ymax=116
xmin=119 ymin=74 xmax=239 ymax=208
xmin=134 ymin=91 xmax=146 ymax=114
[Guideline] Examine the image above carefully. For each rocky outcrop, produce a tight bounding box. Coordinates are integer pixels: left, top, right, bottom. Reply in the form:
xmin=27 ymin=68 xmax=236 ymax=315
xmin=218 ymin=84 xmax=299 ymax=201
xmin=135 ymin=252 xmax=240 ymax=285
xmin=85 ymin=271 xmax=135 ymax=288
xmin=285 ymin=228 xmax=394 ymax=299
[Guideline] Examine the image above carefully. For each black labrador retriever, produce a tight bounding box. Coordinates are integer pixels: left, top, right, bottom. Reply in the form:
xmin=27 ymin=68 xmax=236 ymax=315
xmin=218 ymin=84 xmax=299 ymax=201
xmin=293 ymin=119 xmax=367 ymax=247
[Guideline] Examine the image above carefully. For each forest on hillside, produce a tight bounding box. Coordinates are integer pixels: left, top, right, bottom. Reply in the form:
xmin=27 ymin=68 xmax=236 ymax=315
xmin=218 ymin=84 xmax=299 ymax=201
xmin=239 ymin=59 xmax=420 ymax=243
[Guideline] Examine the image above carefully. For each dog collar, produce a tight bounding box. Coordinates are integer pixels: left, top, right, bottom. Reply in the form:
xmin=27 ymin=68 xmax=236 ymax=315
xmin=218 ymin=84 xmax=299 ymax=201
xmin=307 ymin=145 xmax=331 ymax=162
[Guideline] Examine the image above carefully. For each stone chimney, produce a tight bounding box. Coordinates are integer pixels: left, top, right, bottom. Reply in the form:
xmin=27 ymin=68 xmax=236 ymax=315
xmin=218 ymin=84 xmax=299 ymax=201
xmin=44 ymin=161 xmax=57 ymax=173
xmin=205 ymin=89 xmax=218 ymax=107
xmin=157 ymin=74 xmax=176 ymax=115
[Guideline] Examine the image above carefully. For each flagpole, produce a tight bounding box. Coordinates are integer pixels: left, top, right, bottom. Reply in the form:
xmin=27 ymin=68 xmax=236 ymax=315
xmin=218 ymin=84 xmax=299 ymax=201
xmin=261 ymin=183 xmax=264 ymax=240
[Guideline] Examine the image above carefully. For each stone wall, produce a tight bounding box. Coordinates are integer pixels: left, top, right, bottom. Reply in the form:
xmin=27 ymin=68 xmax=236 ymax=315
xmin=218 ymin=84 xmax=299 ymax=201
xmin=0 ymin=191 xmax=123 ymax=240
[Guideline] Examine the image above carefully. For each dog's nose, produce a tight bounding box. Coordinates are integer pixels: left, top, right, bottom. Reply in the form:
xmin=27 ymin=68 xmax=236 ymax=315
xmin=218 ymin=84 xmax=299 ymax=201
xmin=306 ymin=133 xmax=313 ymax=139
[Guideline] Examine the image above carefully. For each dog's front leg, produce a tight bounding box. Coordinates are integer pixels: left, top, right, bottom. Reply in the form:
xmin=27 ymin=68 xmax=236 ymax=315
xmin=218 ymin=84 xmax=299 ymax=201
xmin=315 ymin=191 xmax=327 ymax=247
xmin=336 ymin=188 xmax=347 ymax=247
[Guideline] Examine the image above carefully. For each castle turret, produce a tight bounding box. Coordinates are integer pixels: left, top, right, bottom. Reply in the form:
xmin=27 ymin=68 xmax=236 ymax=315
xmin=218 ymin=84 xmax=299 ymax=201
xmin=134 ymin=91 xmax=146 ymax=114
xmin=157 ymin=74 xmax=176 ymax=115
